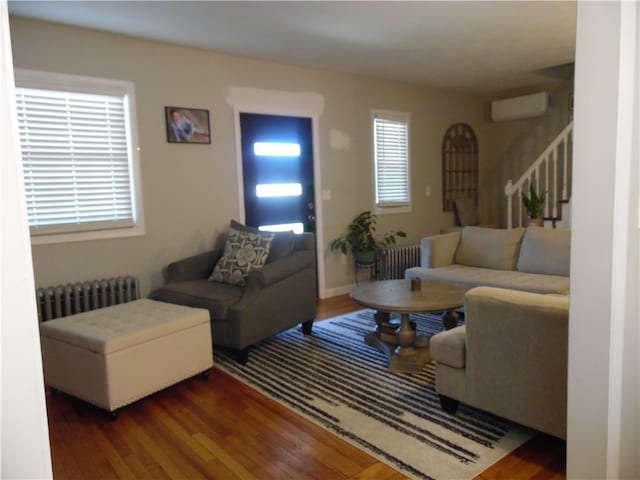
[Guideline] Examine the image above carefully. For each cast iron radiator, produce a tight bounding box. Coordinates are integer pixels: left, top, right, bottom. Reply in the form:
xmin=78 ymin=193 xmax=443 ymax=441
xmin=376 ymin=243 xmax=421 ymax=280
xmin=36 ymin=276 xmax=140 ymax=322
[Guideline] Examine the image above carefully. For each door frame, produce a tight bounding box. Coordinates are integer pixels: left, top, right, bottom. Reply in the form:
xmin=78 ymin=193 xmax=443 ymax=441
xmin=228 ymin=86 xmax=326 ymax=298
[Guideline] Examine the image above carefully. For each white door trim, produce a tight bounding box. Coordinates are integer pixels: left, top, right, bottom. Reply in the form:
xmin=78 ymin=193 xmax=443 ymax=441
xmin=227 ymin=86 xmax=327 ymax=298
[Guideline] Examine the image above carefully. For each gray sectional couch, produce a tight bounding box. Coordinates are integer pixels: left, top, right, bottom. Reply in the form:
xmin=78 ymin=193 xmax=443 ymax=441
xmin=405 ymin=226 xmax=570 ymax=294
xmin=406 ymin=226 xmax=570 ymax=438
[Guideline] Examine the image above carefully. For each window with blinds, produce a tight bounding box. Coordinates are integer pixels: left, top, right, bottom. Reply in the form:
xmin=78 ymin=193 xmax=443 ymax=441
xmin=14 ymin=69 xmax=143 ymax=241
xmin=373 ymin=111 xmax=411 ymax=212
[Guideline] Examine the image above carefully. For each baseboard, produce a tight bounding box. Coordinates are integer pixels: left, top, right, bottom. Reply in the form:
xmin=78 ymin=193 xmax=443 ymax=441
xmin=321 ymin=283 xmax=356 ymax=299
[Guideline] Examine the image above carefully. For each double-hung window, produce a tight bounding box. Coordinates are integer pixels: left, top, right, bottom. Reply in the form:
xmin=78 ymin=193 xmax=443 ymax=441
xmin=372 ymin=110 xmax=411 ymax=213
xmin=14 ymin=69 xmax=144 ymax=244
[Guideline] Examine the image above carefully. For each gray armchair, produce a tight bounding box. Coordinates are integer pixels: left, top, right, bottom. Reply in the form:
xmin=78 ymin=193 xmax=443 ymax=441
xmin=150 ymin=232 xmax=317 ymax=363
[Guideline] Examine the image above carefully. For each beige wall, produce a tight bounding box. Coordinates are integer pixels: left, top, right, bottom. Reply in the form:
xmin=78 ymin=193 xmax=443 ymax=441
xmin=9 ymin=17 xmax=490 ymax=296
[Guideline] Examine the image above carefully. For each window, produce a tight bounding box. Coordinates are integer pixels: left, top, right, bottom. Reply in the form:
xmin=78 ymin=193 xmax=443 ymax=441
xmin=14 ymin=69 xmax=143 ymax=244
xmin=373 ymin=110 xmax=411 ymax=212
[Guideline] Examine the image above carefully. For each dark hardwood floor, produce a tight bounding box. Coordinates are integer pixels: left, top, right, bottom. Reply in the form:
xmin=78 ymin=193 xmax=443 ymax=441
xmin=45 ymin=294 xmax=566 ymax=479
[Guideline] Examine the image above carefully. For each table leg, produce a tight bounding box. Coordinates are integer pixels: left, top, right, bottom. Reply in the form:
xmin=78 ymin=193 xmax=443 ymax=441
xmin=395 ymin=313 xmax=416 ymax=351
xmin=390 ymin=313 xmax=430 ymax=373
xmin=373 ymin=310 xmax=390 ymax=334
xmin=365 ymin=310 xmax=395 ymax=359
xmin=441 ymin=310 xmax=460 ymax=330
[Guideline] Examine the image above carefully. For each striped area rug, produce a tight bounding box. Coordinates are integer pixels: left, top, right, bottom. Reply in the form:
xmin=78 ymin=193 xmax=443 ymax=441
xmin=214 ymin=310 xmax=532 ymax=480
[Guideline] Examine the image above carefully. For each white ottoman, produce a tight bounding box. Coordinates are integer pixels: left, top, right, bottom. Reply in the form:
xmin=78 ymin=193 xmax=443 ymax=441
xmin=39 ymin=299 xmax=213 ymax=413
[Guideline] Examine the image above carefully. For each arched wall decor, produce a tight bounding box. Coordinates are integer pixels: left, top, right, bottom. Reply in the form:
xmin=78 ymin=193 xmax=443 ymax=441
xmin=442 ymin=123 xmax=479 ymax=212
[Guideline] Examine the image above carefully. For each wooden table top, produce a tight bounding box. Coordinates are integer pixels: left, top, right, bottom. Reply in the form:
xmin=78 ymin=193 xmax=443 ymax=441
xmin=350 ymin=279 xmax=469 ymax=314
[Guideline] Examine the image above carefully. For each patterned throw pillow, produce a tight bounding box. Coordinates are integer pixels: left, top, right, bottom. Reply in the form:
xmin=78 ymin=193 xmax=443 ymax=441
xmin=229 ymin=219 xmax=295 ymax=263
xmin=209 ymin=227 xmax=275 ymax=286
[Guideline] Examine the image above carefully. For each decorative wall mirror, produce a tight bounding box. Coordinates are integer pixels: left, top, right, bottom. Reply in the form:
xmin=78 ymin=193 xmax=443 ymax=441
xmin=442 ymin=123 xmax=479 ymax=212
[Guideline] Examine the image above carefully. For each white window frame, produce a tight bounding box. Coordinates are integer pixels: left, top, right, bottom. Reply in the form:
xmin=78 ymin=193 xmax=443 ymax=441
xmin=372 ymin=109 xmax=411 ymax=214
xmin=14 ymin=69 xmax=144 ymax=245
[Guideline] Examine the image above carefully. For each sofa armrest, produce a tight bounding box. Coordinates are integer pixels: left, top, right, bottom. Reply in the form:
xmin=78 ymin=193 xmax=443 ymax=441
xmin=247 ymin=250 xmax=315 ymax=288
xmin=420 ymin=232 xmax=461 ymax=268
xmin=166 ymin=249 xmax=223 ymax=282
xmin=463 ymin=286 xmax=569 ymax=438
xmin=430 ymin=326 xmax=466 ymax=368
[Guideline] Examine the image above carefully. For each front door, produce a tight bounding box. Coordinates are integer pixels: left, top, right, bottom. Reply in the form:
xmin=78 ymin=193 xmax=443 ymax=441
xmin=239 ymin=113 xmax=315 ymax=233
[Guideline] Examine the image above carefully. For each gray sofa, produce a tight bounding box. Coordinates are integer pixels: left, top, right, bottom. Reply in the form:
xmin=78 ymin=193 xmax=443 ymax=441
xmin=405 ymin=226 xmax=570 ymax=294
xmin=406 ymin=226 xmax=571 ymax=438
xmin=150 ymin=230 xmax=317 ymax=363
xmin=430 ymin=286 xmax=568 ymax=439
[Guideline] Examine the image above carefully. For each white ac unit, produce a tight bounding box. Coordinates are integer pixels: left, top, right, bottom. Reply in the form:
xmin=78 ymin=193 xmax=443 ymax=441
xmin=491 ymin=92 xmax=550 ymax=122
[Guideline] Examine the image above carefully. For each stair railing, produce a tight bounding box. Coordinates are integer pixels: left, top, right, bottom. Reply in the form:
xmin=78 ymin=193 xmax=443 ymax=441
xmin=505 ymin=122 xmax=573 ymax=228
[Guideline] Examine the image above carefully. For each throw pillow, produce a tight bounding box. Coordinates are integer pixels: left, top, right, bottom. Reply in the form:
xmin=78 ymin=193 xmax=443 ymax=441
xmin=517 ymin=227 xmax=571 ymax=276
xmin=229 ymin=219 xmax=295 ymax=263
xmin=454 ymin=226 xmax=525 ymax=270
xmin=209 ymin=227 xmax=275 ymax=286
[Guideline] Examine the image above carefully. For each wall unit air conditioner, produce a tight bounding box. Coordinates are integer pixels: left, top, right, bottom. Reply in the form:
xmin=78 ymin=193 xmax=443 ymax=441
xmin=491 ymin=92 xmax=550 ymax=122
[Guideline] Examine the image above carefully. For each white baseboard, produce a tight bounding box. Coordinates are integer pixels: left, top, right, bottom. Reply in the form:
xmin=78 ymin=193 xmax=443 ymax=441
xmin=321 ymin=283 xmax=356 ymax=299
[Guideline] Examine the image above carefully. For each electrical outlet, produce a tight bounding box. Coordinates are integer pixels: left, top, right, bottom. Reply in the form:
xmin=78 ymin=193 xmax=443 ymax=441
xmin=340 ymin=254 xmax=347 ymax=265
xmin=425 ymin=185 xmax=431 ymax=197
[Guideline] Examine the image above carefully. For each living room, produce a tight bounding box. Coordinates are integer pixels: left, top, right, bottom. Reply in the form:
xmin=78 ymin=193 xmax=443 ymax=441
xmin=1 ymin=2 xmax=638 ymax=480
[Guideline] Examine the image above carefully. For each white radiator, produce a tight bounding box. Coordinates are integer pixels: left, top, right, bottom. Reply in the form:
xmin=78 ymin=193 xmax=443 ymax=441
xmin=377 ymin=244 xmax=421 ymax=280
xmin=37 ymin=276 xmax=140 ymax=322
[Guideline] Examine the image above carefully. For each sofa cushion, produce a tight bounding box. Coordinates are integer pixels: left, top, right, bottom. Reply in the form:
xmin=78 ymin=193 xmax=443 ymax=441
xmin=149 ymin=280 xmax=244 ymax=320
xmin=517 ymin=227 xmax=571 ymax=277
xmin=266 ymin=231 xmax=295 ymax=262
xmin=454 ymin=227 xmax=525 ymax=270
xmin=209 ymin=227 xmax=274 ymax=286
xmin=230 ymin=219 xmax=295 ymax=263
xmin=430 ymin=326 xmax=466 ymax=368
xmin=405 ymin=264 xmax=570 ymax=294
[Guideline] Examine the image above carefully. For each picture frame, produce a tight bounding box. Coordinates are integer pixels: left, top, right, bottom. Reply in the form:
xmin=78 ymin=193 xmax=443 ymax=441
xmin=165 ymin=106 xmax=211 ymax=144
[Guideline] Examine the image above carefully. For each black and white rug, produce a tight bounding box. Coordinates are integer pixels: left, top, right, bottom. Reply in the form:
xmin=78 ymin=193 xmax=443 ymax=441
xmin=214 ymin=310 xmax=532 ymax=480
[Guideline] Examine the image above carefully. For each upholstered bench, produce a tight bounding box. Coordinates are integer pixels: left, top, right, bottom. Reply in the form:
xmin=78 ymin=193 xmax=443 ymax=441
xmin=39 ymin=299 xmax=213 ymax=415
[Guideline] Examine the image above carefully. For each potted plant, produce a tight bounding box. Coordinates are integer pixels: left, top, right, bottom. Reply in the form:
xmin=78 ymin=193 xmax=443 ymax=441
xmin=522 ymin=183 xmax=546 ymax=226
xmin=330 ymin=211 xmax=407 ymax=265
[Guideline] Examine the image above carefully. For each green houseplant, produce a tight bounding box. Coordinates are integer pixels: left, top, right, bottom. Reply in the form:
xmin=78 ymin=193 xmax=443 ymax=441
xmin=330 ymin=211 xmax=406 ymax=265
xmin=522 ymin=183 xmax=547 ymax=226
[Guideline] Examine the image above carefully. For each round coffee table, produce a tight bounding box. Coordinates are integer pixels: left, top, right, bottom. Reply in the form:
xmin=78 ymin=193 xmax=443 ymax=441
xmin=350 ymin=279 xmax=468 ymax=373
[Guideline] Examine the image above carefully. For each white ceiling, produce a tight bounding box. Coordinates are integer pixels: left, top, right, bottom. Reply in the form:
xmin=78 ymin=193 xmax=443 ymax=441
xmin=8 ymin=1 xmax=577 ymax=95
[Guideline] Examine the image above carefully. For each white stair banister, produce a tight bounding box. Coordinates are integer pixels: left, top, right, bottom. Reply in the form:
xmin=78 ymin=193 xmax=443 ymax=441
xmin=544 ymin=155 xmax=550 ymax=218
xmin=505 ymin=122 xmax=573 ymax=228
xmin=505 ymin=180 xmax=513 ymax=229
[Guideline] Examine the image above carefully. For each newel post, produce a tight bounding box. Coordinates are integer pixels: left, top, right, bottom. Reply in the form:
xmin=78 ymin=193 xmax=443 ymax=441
xmin=505 ymin=179 xmax=513 ymax=229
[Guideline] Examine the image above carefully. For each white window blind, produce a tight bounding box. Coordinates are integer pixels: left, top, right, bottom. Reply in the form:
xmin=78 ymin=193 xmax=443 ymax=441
xmin=373 ymin=112 xmax=410 ymax=209
xmin=15 ymin=86 xmax=135 ymax=236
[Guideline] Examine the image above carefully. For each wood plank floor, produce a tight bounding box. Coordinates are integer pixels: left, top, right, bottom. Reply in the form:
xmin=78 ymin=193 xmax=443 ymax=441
xmin=45 ymin=294 xmax=566 ymax=479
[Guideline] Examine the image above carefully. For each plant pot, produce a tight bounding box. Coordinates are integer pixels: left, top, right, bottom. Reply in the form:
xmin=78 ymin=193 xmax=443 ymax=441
xmin=355 ymin=250 xmax=376 ymax=265
xmin=529 ymin=217 xmax=544 ymax=227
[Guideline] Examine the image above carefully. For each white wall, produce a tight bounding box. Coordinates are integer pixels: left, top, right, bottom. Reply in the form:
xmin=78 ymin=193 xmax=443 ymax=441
xmin=8 ymin=17 xmax=489 ymax=298
xmin=568 ymin=1 xmax=639 ymax=478
xmin=0 ymin=3 xmax=52 ymax=477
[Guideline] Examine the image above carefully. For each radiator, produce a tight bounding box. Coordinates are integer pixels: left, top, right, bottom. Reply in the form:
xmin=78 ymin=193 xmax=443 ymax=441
xmin=37 ymin=276 xmax=140 ymax=322
xmin=377 ymin=243 xmax=421 ymax=280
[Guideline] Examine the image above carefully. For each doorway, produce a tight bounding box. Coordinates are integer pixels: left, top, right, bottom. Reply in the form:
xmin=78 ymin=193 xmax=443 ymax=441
xmin=239 ymin=113 xmax=315 ymax=233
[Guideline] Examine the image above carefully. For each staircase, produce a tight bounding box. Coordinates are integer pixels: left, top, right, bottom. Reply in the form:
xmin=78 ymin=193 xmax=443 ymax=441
xmin=505 ymin=122 xmax=573 ymax=228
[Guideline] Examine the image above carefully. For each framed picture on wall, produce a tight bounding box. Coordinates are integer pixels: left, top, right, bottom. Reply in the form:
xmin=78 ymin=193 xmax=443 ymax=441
xmin=165 ymin=106 xmax=211 ymax=144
